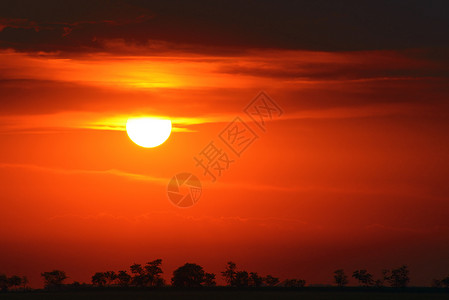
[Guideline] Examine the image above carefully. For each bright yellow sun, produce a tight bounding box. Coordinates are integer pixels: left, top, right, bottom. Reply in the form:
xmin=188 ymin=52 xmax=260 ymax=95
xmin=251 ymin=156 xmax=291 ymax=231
xmin=126 ymin=117 xmax=172 ymax=148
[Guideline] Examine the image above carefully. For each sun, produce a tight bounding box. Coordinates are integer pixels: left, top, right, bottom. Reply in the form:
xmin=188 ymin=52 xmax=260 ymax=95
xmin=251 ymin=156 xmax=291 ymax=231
xmin=126 ymin=117 xmax=172 ymax=148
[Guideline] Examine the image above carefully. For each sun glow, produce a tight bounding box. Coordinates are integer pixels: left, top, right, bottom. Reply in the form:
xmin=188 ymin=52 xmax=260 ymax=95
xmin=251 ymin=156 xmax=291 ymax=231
xmin=126 ymin=117 xmax=172 ymax=148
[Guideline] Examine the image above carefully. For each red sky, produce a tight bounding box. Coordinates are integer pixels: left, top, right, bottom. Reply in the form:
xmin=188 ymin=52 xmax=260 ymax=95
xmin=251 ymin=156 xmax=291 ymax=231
xmin=1 ymin=1 xmax=449 ymax=288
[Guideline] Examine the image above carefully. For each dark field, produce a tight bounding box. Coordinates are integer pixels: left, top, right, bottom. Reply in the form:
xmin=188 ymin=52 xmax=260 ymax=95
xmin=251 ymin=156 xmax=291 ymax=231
xmin=2 ymin=289 xmax=449 ymax=300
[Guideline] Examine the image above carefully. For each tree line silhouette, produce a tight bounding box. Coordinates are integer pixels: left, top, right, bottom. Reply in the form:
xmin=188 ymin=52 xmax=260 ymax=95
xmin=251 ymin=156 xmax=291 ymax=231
xmin=2 ymin=261 xmax=449 ymax=292
xmin=0 ymin=274 xmax=28 ymax=292
xmin=333 ymin=266 xmax=410 ymax=288
xmin=87 ymin=261 xmax=286 ymax=289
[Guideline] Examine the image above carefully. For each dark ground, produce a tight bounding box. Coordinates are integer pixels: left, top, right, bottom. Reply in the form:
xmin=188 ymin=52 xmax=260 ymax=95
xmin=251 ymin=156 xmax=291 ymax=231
xmin=2 ymin=289 xmax=449 ymax=300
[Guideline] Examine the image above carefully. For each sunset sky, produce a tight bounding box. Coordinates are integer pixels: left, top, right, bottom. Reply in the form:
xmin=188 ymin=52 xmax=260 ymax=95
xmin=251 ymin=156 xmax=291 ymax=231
xmin=1 ymin=0 xmax=449 ymax=287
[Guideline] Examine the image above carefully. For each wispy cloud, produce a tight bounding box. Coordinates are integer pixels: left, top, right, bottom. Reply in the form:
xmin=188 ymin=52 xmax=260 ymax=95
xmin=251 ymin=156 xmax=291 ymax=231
xmin=0 ymin=112 xmax=222 ymax=134
xmin=0 ymin=162 xmax=167 ymax=183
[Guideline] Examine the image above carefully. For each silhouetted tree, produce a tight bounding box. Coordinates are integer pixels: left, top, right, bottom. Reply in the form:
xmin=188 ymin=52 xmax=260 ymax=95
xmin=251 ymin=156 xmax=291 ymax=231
xmin=130 ymin=263 xmax=144 ymax=275
xmin=234 ymin=271 xmax=250 ymax=287
xmin=117 ymin=270 xmax=132 ymax=287
xmin=442 ymin=277 xmax=449 ymax=288
xmin=431 ymin=276 xmax=449 ymax=288
xmin=69 ymin=281 xmax=81 ymax=290
xmin=7 ymin=275 xmax=22 ymax=290
xmin=104 ymin=271 xmax=117 ymax=286
xmin=284 ymin=279 xmax=306 ymax=287
xmin=21 ymin=276 xmax=29 ymax=290
xmin=171 ymin=263 xmax=215 ymax=287
xmin=41 ymin=270 xmax=67 ymax=289
xmin=249 ymin=272 xmax=263 ymax=287
xmin=221 ymin=262 xmax=280 ymax=287
xmin=334 ymin=269 xmax=348 ymax=287
xmin=145 ymin=259 xmax=164 ymax=287
xmin=0 ymin=274 xmax=9 ymax=292
xmin=264 ymin=275 xmax=280 ymax=287
xmin=374 ymin=279 xmax=384 ymax=287
xmin=221 ymin=261 xmax=237 ymax=286
xmin=352 ymin=269 xmax=374 ymax=286
xmin=204 ymin=273 xmax=216 ymax=287
xmin=0 ymin=274 xmax=26 ymax=292
xmin=383 ymin=265 xmax=410 ymax=288
xmin=130 ymin=264 xmax=146 ymax=287
xmin=92 ymin=272 xmax=107 ymax=287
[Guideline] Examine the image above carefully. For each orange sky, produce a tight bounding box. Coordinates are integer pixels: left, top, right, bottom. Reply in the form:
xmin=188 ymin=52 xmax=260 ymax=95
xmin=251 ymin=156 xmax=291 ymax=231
xmin=1 ymin=42 xmax=449 ymax=288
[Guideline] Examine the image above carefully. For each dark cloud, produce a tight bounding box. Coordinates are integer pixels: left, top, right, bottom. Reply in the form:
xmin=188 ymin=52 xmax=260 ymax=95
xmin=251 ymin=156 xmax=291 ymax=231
xmin=1 ymin=75 xmax=448 ymax=121
xmin=0 ymin=79 xmax=117 ymax=115
xmin=218 ymin=53 xmax=449 ymax=80
xmin=0 ymin=79 xmax=253 ymax=116
xmin=1 ymin=0 xmax=449 ymax=54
